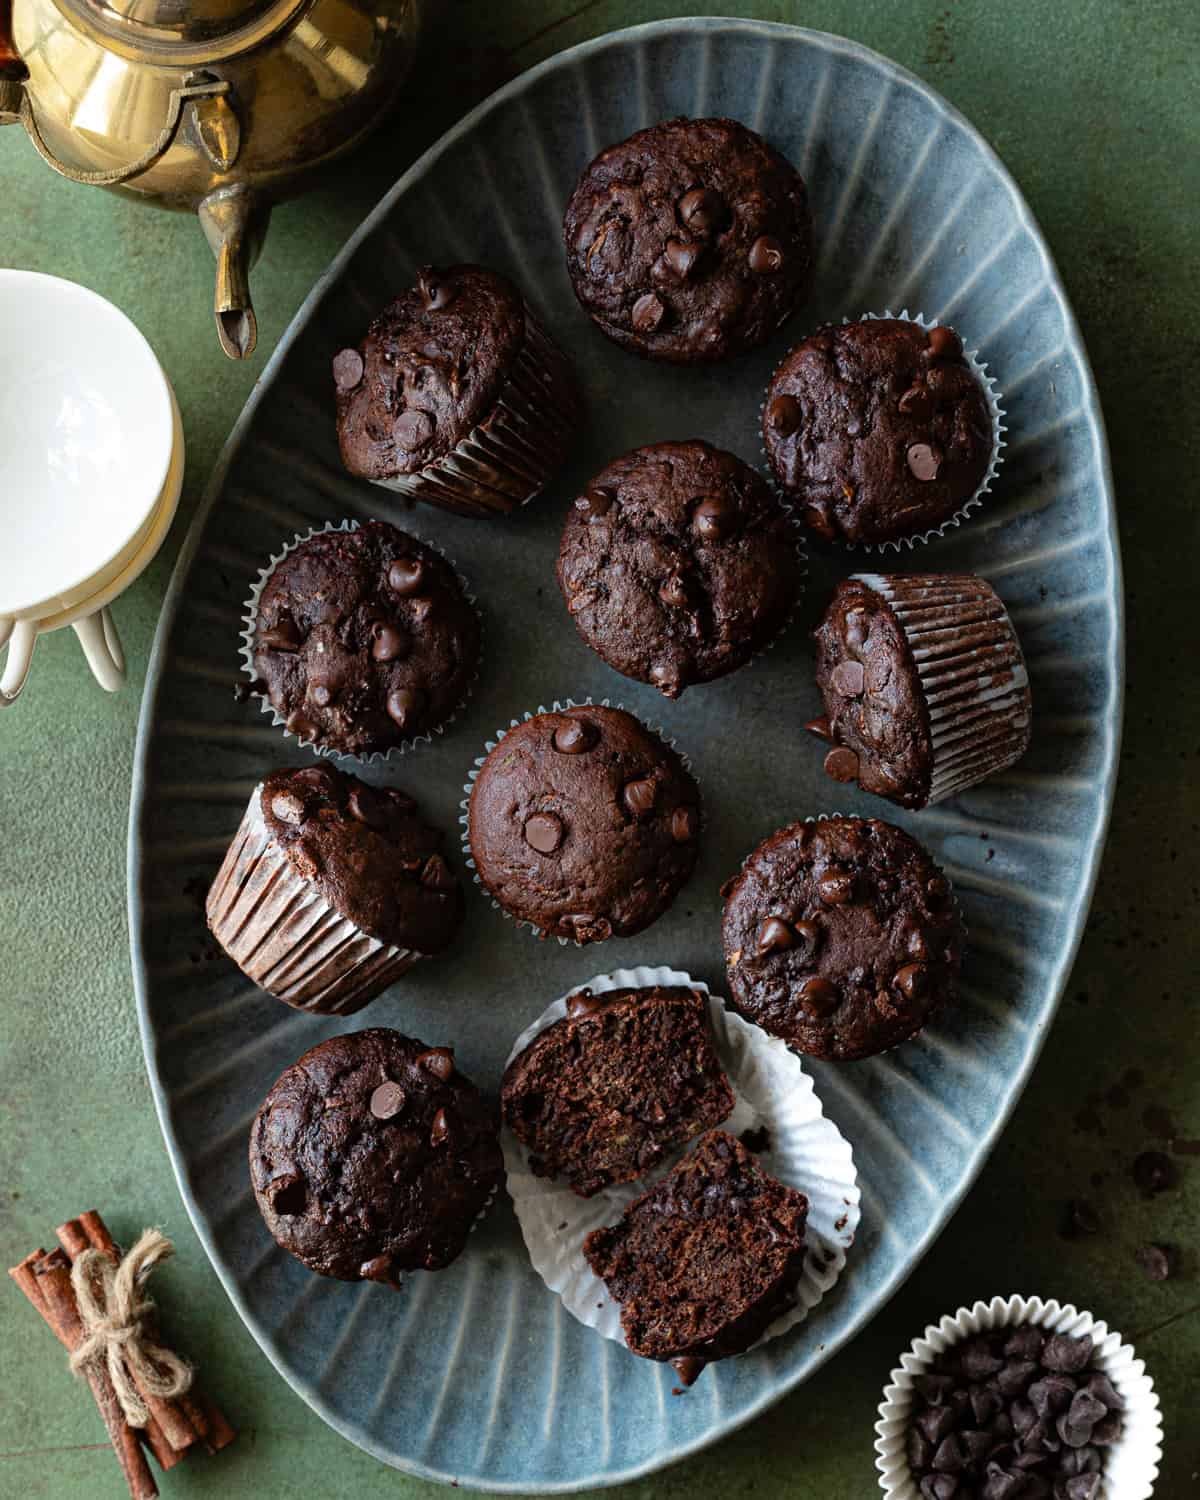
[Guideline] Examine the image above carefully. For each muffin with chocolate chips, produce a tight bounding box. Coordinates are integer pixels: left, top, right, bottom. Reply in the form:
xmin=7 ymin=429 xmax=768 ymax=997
xmin=809 ymin=573 xmax=1031 ymax=809
xmin=563 ymin=117 xmax=813 ymax=364
xmin=333 ymin=264 xmax=582 ymax=518
xmin=207 ymin=762 xmax=463 ymax=1015
xmin=557 ymin=440 xmax=801 ymax=698
xmin=722 ymin=815 xmax=964 ymax=1060
xmin=763 ymin=318 xmax=996 ymax=546
xmin=467 ymin=704 xmax=701 ymax=944
xmin=250 ymin=1029 xmax=503 ymax=1286
xmin=247 ymin=520 xmax=479 ymax=757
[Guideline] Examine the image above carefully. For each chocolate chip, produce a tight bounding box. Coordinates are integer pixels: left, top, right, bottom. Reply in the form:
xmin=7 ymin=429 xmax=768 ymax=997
xmin=766 ymin=393 xmax=803 ymax=437
xmin=907 ymin=442 xmax=943 ymax=481
xmin=271 ymin=791 xmax=305 ymax=825
xmin=430 ymin=1107 xmax=451 ymax=1147
xmin=1062 ymin=1476 xmax=1100 ymax=1500
xmin=919 ymin=1404 xmax=957 ymax=1444
xmin=1135 ymin=1241 xmax=1177 ymax=1280
xmin=831 ymin=660 xmax=865 ymax=696
xmin=1010 ymin=1399 xmax=1036 ymax=1437
xmin=798 ymin=976 xmax=839 ymax=1017
xmin=1004 ymin=1326 xmax=1045 ymax=1361
xmin=359 ymin=1254 xmax=399 ymax=1286
xmin=566 ymin=988 xmax=603 ymax=1018
xmin=823 ymin=746 xmax=860 ymax=783
xmin=420 ymin=854 xmax=455 ymax=891
xmin=1029 ymin=1376 xmax=1075 ymax=1418
xmin=417 ymin=1047 xmax=454 ymax=1081
xmin=961 ymin=1428 xmax=994 ymax=1463
xmin=894 ymin=963 xmax=930 ymax=1002
xmin=1089 ymin=1414 xmax=1122 ymax=1446
xmin=370 ymin=1081 xmax=406 ymax=1120
xmin=908 ymin=1427 xmax=935 ymax=1472
xmin=1132 ymin=1149 xmax=1176 ymax=1196
xmin=285 ymin=711 xmax=317 ymax=741
xmin=663 ymin=239 xmax=700 ymax=278
xmin=693 ymin=494 xmax=734 ymax=541
xmin=259 ymin=615 xmax=302 ymax=652
xmin=659 ymin=573 xmax=691 ymax=609
xmin=971 ymin=1386 xmax=1001 ymax=1425
xmin=980 ymin=1464 xmax=1024 ymax=1500
xmin=915 ymin=1373 xmax=956 ymax=1404
xmin=370 ymin=620 xmax=409 ymax=662
xmin=817 ymin=866 xmax=854 ymax=905
xmin=960 ymin=1339 xmax=1005 ymax=1380
xmin=387 ymin=558 xmax=425 ymax=595
xmin=927 ymin=874 xmax=951 ymax=906
xmin=394 ymin=408 xmax=433 ymax=450
xmin=804 ymin=715 xmax=833 ymax=742
xmin=623 ymin=777 xmax=657 ymax=818
xmin=677 ymin=187 xmax=727 ymax=233
xmin=927 ymin=324 xmax=962 ymax=359
xmin=649 ymin=661 xmax=685 ymax=696
xmin=386 ymin=686 xmax=421 ymax=730
xmin=553 ymin=717 xmax=598 ymax=754
xmin=631 ymin=292 xmax=666 ymax=334
xmin=310 ymin=682 xmax=336 ymax=708
xmin=419 ymin=267 xmax=456 ymax=310
xmin=748 ymin=235 xmax=784 ymax=273
xmin=524 ymin=812 xmax=564 ymax=854
xmin=1083 ymin=1374 xmax=1122 ymax=1412
xmin=790 ymin=919 xmax=821 ymax=963
xmin=671 ymin=806 xmax=698 ymax=843
xmin=267 ymin=1173 xmax=306 ymax=1216
xmin=1041 ymin=1335 xmax=1092 ymax=1374
xmin=562 ymin=912 xmax=613 ymax=942
xmin=898 ymin=383 xmax=932 ymax=419
xmin=332 ymin=348 xmax=364 ymax=391
xmin=932 ymin=1434 xmax=964 ymax=1473
xmin=997 ymin=1359 xmax=1039 ymax=1396
xmin=347 ymin=785 xmax=386 ymax=827
xmin=919 ymin=1477 xmax=958 ymax=1500
xmin=756 ymin=917 xmax=794 ymax=956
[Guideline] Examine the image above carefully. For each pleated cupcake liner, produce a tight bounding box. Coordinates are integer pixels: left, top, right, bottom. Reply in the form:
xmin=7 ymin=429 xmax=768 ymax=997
xmin=206 ymin=784 xmax=420 ymax=1015
xmin=844 ymin=571 xmax=1032 ymax=805
xmin=759 ymin=309 xmax=1007 ymax=554
xmin=458 ymin=698 xmax=698 ymax=946
xmin=238 ymin=517 xmax=481 ymax=764
xmin=501 ymin=964 xmax=859 ymax=1358
xmin=875 ymin=1295 xmax=1163 ymax=1499
xmin=368 ymin=309 xmax=583 ymax=519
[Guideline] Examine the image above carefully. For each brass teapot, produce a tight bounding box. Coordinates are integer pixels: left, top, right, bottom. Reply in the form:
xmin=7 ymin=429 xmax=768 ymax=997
xmin=0 ymin=0 xmax=421 ymax=356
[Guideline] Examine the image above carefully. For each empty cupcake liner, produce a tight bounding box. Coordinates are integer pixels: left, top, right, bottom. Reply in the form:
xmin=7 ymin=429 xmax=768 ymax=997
xmin=458 ymin=698 xmax=698 ymax=946
xmin=760 ymin=309 xmax=1006 ymax=554
xmin=207 ymin=783 xmax=420 ymax=1015
xmin=239 ymin=517 xmax=480 ymax=764
xmin=850 ymin=572 xmax=1032 ymax=805
xmin=875 ymin=1294 xmax=1163 ymax=1499
xmin=502 ymin=964 xmax=859 ymax=1359
xmin=368 ymin=308 xmax=583 ymax=519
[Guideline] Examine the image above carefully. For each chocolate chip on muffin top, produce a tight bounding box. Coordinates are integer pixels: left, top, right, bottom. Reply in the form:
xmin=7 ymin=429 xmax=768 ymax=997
xmin=261 ymin=763 xmax=463 ymax=953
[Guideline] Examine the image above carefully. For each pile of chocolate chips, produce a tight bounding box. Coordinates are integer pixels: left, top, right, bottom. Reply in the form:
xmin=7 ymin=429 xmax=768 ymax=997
xmin=905 ymin=1327 xmax=1124 ymax=1499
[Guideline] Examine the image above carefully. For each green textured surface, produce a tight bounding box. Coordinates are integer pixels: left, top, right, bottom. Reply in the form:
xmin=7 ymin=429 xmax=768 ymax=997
xmin=2 ymin=2 xmax=1198 ymax=1495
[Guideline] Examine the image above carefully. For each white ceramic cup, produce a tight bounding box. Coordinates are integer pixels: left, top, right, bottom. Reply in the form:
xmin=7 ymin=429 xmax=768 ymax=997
xmin=0 ymin=271 xmax=182 ymax=705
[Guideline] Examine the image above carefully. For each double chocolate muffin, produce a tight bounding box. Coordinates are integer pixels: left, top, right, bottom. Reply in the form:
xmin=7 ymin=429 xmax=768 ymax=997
xmin=810 ymin=573 xmax=1032 ymax=809
xmin=249 ymin=520 xmax=479 ymax=757
xmin=250 ymin=1029 xmax=503 ymax=1286
xmin=502 ymin=985 xmax=735 ymax=1196
xmin=207 ymin=764 xmax=463 ymax=1014
xmin=763 ymin=318 xmax=995 ymax=546
xmin=334 ymin=264 xmax=581 ymax=517
xmin=563 ymin=117 xmax=813 ymax=363
xmin=584 ymin=1130 xmax=808 ymax=1384
xmin=722 ymin=815 xmax=964 ymax=1060
xmin=557 ymin=440 xmax=801 ymax=698
xmin=467 ymin=704 xmax=701 ymax=944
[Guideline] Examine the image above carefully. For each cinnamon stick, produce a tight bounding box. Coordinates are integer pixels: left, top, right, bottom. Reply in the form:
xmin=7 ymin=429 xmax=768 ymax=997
xmin=57 ymin=1214 xmax=200 ymax=1454
xmin=34 ymin=1249 xmax=159 ymax=1500
xmin=195 ymin=1392 xmax=237 ymax=1454
xmin=9 ymin=1248 xmax=66 ymax=1344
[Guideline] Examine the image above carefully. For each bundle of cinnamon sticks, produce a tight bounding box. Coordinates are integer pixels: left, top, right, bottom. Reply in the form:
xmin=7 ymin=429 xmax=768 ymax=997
xmin=9 ymin=1210 xmax=235 ymax=1500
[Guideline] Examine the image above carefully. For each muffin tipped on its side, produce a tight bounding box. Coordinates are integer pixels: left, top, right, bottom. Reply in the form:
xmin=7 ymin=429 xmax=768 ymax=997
xmin=584 ymin=1130 xmax=808 ymax=1384
xmin=502 ymin=986 xmax=735 ymax=1196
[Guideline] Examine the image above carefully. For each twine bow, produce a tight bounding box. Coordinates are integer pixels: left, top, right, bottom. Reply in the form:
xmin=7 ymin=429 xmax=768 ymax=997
xmin=68 ymin=1228 xmax=193 ymax=1426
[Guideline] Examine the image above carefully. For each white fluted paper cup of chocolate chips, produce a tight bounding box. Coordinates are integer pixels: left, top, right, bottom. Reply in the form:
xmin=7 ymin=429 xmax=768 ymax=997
xmin=875 ymin=1294 xmax=1162 ymax=1500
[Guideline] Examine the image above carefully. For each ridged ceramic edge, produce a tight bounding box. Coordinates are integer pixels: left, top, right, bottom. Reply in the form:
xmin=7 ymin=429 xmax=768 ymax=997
xmin=874 ymin=1295 xmax=1162 ymax=1499
xmin=501 ymin=964 xmax=860 ymax=1356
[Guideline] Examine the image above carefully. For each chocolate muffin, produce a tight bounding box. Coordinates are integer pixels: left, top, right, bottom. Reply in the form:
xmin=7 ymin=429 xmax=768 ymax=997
xmin=249 ymin=520 xmax=479 ymax=757
xmin=557 ymin=440 xmax=801 ymax=698
xmin=722 ymin=816 xmax=964 ymax=1060
xmin=502 ymin=985 xmax=735 ymax=1196
xmin=249 ymin=1029 xmax=503 ymax=1286
xmin=810 ymin=573 xmax=1032 ymax=809
xmin=467 ymin=704 xmax=701 ymax=944
xmin=206 ymin=764 xmax=463 ymax=1015
xmin=763 ymin=318 xmax=995 ymax=546
xmin=333 ymin=265 xmax=581 ymax=518
xmin=583 ymin=1130 xmax=808 ymax=1384
xmin=563 ymin=117 xmax=813 ymax=364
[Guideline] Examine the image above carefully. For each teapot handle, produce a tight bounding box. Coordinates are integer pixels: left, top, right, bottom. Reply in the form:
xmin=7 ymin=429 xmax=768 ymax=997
xmin=16 ymin=74 xmax=232 ymax=187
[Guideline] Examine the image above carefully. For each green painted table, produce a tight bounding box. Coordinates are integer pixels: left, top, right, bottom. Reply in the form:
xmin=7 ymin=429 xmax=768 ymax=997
xmin=3 ymin=3 xmax=1198 ymax=1495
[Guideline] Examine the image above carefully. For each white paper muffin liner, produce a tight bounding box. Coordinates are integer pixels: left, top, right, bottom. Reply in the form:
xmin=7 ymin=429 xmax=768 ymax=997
xmin=207 ymin=783 xmax=420 ymax=1015
xmin=849 ymin=572 xmax=1032 ymax=804
xmin=367 ymin=309 xmax=582 ymax=519
xmin=760 ymin=309 xmax=1006 ymax=554
xmin=875 ymin=1294 xmax=1163 ymax=1499
xmin=239 ymin=518 xmax=480 ymax=764
xmin=502 ymin=964 xmax=859 ymax=1360
xmin=458 ymin=698 xmax=698 ymax=946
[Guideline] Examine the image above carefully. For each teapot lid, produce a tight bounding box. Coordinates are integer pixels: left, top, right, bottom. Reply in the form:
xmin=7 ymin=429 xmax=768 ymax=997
xmin=64 ymin=0 xmax=307 ymax=58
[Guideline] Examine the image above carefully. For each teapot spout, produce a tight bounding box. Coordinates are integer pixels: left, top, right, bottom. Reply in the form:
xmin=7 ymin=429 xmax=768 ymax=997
xmin=198 ymin=184 xmax=270 ymax=360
